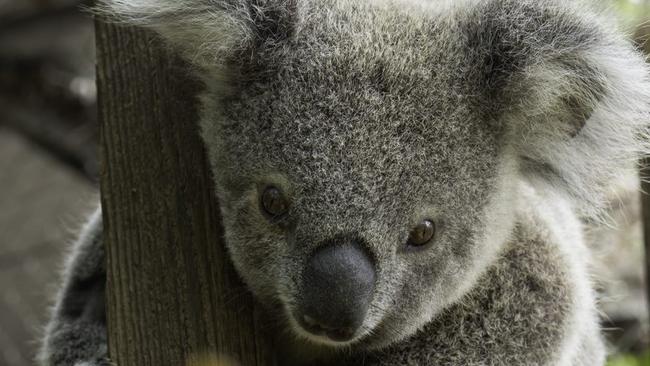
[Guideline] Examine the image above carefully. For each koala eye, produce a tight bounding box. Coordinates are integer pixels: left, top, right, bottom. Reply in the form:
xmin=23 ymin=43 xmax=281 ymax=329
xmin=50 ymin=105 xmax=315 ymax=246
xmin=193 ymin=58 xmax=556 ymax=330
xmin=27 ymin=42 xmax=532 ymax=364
xmin=407 ymin=219 xmax=436 ymax=247
xmin=260 ymin=186 xmax=289 ymax=218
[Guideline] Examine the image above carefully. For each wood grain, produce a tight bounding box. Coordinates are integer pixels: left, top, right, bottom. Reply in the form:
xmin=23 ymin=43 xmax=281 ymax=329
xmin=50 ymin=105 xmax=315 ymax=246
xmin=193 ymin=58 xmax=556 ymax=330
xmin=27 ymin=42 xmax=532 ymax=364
xmin=96 ymin=20 xmax=277 ymax=366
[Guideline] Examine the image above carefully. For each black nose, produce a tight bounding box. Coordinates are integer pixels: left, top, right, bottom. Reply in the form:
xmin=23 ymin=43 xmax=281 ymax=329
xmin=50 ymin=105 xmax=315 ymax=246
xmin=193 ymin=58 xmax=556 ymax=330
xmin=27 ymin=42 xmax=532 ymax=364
xmin=298 ymin=241 xmax=375 ymax=342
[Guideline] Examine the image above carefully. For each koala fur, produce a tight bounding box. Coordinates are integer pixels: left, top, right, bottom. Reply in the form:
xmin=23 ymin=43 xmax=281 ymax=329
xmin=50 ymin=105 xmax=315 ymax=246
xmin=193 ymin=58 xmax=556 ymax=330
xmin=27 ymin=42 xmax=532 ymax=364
xmin=40 ymin=0 xmax=650 ymax=365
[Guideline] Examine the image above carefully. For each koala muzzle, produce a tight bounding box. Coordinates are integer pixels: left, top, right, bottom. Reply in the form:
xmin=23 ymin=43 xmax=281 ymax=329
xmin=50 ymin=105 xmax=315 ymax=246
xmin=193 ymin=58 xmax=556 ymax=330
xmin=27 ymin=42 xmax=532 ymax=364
xmin=297 ymin=241 xmax=376 ymax=342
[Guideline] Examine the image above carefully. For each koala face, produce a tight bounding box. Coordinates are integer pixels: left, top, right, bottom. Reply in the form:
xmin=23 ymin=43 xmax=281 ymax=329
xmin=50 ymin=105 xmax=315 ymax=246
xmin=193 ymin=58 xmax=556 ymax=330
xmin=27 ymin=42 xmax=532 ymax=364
xmin=103 ymin=0 xmax=650 ymax=352
xmin=200 ymin=1 xmax=519 ymax=348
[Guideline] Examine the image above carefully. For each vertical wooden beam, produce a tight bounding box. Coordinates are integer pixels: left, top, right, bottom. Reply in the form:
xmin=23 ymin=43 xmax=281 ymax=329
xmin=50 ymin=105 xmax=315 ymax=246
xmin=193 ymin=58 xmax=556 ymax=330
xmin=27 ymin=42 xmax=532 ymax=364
xmin=95 ymin=20 xmax=277 ymax=366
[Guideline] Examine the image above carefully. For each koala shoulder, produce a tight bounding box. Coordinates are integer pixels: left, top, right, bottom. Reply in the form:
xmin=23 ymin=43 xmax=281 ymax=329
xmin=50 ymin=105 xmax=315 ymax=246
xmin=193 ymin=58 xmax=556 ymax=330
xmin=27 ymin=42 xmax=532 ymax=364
xmin=359 ymin=186 xmax=602 ymax=366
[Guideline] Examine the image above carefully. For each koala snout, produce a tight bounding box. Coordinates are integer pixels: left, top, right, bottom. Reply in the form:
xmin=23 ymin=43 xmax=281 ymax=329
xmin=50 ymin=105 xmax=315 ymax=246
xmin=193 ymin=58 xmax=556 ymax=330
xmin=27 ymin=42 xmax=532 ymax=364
xmin=296 ymin=241 xmax=376 ymax=342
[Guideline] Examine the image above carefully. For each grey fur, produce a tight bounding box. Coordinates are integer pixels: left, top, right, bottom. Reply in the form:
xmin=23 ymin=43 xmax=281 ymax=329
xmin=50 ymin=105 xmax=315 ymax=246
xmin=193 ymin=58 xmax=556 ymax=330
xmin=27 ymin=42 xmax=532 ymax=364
xmin=40 ymin=0 xmax=650 ymax=365
xmin=39 ymin=209 xmax=109 ymax=366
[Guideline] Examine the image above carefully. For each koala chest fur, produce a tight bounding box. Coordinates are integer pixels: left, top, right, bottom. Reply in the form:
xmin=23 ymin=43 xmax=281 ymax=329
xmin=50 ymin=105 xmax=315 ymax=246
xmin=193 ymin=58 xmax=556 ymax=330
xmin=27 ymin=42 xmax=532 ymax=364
xmin=39 ymin=0 xmax=650 ymax=365
xmin=348 ymin=186 xmax=603 ymax=366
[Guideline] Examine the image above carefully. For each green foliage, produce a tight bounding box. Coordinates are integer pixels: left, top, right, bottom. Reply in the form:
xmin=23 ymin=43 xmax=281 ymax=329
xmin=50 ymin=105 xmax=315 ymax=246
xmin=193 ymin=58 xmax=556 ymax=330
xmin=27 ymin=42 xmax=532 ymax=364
xmin=607 ymin=352 xmax=650 ymax=366
xmin=612 ymin=0 xmax=650 ymax=28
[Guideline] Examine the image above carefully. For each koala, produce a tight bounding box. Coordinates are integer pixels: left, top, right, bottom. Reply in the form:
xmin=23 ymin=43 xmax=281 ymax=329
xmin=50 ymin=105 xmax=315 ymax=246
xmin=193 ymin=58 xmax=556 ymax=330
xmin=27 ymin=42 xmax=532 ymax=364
xmin=39 ymin=0 xmax=650 ymax=365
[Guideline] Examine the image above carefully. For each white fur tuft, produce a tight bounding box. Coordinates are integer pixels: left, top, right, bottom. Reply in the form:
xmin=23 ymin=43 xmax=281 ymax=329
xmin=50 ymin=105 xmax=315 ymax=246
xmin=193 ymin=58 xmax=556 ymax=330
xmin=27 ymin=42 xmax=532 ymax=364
xmin=95 ymin=0 xmax=255 ymax=72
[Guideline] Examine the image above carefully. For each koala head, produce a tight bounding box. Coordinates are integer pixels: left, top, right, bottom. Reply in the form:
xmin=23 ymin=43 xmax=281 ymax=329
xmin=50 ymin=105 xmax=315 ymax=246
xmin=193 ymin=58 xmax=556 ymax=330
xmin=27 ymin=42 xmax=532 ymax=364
xmin=102 ymin=0 xmax=650 ymax=350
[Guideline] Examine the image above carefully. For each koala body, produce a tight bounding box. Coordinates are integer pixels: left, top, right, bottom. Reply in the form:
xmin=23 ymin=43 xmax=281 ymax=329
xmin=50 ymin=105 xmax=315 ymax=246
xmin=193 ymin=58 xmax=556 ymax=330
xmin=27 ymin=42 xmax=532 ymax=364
xmin=40 ymin=0 xmax=650 ymax=365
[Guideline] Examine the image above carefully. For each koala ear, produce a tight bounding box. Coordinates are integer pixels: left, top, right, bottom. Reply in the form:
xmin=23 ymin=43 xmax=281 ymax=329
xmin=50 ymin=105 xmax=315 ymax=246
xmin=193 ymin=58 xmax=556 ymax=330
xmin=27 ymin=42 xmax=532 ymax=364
xmin=96 ymin=0 xmax=298 ymax=73
xmin=467 ymin=0 xmax=650 ymax=216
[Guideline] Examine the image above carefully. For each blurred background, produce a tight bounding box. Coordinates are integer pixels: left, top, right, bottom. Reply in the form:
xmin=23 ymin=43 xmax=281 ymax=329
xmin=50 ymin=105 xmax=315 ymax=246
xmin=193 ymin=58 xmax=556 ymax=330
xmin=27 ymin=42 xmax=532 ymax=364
xmin=0 ymin=0 xmax=649 ymax=365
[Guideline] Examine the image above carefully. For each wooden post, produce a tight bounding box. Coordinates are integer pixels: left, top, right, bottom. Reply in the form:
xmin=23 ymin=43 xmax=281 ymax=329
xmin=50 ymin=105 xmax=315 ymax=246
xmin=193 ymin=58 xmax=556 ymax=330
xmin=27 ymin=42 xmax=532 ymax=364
xmin=95 ymin=20 xmax=277 ymax=366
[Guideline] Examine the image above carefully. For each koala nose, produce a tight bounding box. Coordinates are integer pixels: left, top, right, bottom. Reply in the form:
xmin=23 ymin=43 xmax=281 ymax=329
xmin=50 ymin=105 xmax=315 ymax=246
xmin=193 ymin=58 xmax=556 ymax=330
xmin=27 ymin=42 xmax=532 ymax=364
xmin=297 ymin=241 xmax=376 ymax=342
